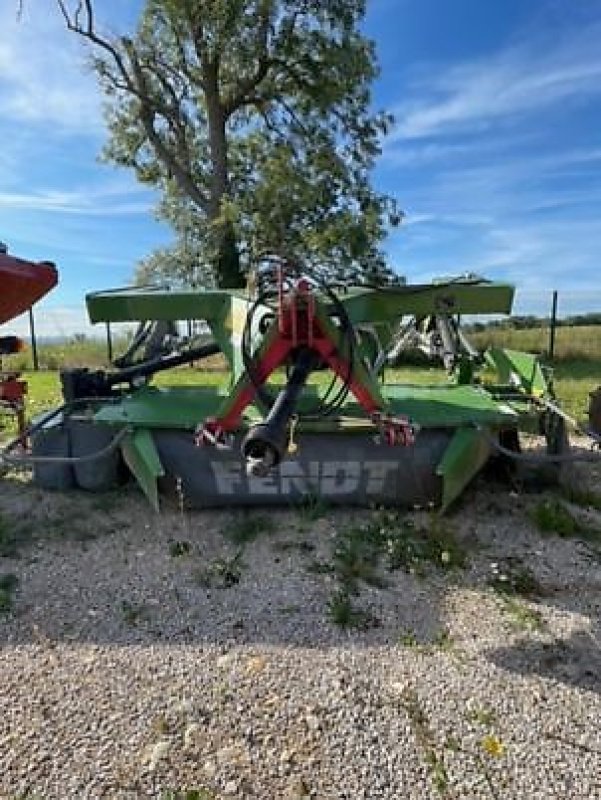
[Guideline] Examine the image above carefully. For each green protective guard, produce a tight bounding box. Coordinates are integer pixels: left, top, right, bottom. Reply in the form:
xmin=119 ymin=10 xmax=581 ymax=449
xmin=121 ymin=427 xmax=165 ymax=512
xmin=485 ymin=348 xmax=548 ymax=396
xmin=436 ymin=427 xmax=491 ymax=511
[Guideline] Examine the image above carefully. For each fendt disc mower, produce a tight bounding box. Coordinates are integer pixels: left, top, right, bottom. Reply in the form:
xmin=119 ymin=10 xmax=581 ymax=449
xmin=1 ymin=259 xmax=591 ymax=510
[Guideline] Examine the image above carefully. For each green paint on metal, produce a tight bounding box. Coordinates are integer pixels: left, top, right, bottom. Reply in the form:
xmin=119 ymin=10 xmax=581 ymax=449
xmin=341 ymin=282 xmax=514 ymax=329
xmin=383 ymin=384 xmax=519 ymax=428
xmin=436 ymin=427 xmax=491 ymax=511
xmin=85 ymin=283 xmax=514 ymax=364
xmin=92 ymin=381 xmax=521 ymax=433
xmin=121 ymin=428 xmax=165 ymax=512
xmin=94 ymin=386 xmax=230 ymax=429
xmin=485 ymin=348 xmax=548 ymax=396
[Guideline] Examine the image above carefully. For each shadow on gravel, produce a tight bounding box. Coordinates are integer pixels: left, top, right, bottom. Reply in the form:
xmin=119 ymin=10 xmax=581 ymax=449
xmin=488 ymin=631 xmax=601 ymax=694
xmin=2 ymin=469 xmax=601 ymax=685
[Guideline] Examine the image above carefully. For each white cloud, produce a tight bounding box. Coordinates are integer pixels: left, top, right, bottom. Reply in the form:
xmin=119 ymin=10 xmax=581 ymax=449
xmin=0 ymin=185 xmax=153 ymax=216
xmin=0 ymin=1 xmax=102 ymax=135
xmin=393 ymin=22 xmax=601 ymax=139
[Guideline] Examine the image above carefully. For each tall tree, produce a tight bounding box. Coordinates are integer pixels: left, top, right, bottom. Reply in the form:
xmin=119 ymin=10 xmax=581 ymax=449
xmin=58 ymin=0 xmax=401 ymax=288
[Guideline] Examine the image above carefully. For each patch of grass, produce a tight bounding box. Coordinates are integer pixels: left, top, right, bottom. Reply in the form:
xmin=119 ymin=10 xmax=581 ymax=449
xmin=531 ymin=498 xmax=601 ymax=543
xmin=169 ymin=540 xmax=192 ymax=558
xmin=382 ymin=513 xmax=467 ymax=576
xmin=431 ymin=628 xmax=454 ymax=651
xmin=398 ymin=627 xmax=455 ymax=652
xmin=0 ymin=515 xmax=19 ymax=557
xmin=195 ymin=550 xmax=244 ymax=588
xmin=488 ymin=557 xmax=543 ymax=598
xmin=224 ymin=513 xmax=275 ymax=546
xmin=467 ymin=706 xmax=497 ymax=727
xmin=326 ymin=589 xmax=373 ymax=629
xmin=402 ymin=688 xmax=450 ymax=795
xmin=398 ymin=629 xmax=419 ymax=647
xmin=561 ymin=485 xmax=601 ymax=512
xmin=160 ymin=790 xmax=216 ymax=800
xmin=272 ymin=538 xmax=315 ymax=554
xmin=501 ymin=597 xmax=546 ymax=632
xmin=0 ymin=573 xmax=18 ymax=614
xmin=306 ymin=559 xmax=336 ymax=575
xmin=331 ymin=525 xmax=386 ymax=593
xmin=120 ymin=600 xmax=151 ymax=626
xmin=297 ymin=492 xmax=329 ymax=525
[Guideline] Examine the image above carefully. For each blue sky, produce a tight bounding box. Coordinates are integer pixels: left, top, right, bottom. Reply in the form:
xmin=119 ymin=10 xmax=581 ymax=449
xmin=1 ymin=0 xmax=601 ymax=336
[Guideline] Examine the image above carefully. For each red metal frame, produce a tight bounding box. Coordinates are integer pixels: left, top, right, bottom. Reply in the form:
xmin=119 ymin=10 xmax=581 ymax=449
xmin=197 ymin=279 xmax=415 ymax=447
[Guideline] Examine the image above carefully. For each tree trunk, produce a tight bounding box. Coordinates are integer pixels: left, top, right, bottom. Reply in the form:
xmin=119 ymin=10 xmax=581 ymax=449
xmin=206 ymin=71 xmax=244 ymax=288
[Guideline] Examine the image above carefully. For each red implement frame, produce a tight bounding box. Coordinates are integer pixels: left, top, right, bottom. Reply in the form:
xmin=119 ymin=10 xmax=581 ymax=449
xmin=197 ymin=279 xmax=415 ymax=447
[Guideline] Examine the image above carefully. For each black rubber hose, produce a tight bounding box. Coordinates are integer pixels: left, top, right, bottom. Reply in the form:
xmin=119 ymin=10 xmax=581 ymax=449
xmin=106 ymin=340 xmax=220 ymax=386
xmin=480 ymin=427 xmax=601 ymax=463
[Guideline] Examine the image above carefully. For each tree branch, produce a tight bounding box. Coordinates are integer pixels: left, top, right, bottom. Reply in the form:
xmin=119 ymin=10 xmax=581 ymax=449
xmin=56 ymin=0 xmax=209 ymax=212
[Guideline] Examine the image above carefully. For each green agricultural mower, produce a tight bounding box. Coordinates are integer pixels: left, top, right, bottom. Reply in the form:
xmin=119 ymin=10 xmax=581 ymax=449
xmin=1 ymin=260 xmax=588 ymax=511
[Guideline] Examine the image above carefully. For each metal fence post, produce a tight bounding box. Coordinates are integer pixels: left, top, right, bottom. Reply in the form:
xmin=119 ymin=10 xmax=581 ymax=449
xmin=106 ymin=322 xmax=113 ymax=363
xmin=549 ymin=290 xmax=558 ymax=361
xmin=28 ymin=307 xmax=39 ymax=371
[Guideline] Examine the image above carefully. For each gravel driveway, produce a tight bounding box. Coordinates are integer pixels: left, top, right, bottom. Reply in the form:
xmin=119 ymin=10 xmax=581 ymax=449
xmin=1 ymin=463 xmax=600 ymax=799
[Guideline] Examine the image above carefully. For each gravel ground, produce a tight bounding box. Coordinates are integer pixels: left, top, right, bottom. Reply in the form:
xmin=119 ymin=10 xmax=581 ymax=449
xmin=1 ymin=461 xmax=601 ymax=799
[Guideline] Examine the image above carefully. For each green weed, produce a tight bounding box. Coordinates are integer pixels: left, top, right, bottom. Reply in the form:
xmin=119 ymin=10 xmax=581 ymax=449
xmin=0 ymin=515 xmax=19 ymax=557
xmin=331 ymin=525 xmax=386 ymax=593
xmin=0 ymin=574 xmax=18 ymax=614
xmin=297 ymin=492 xmax=329 ymax=525
xmin=488 ymin=558 xmax=543 ymax=598
xmin=195 ymin=550 xmax=244 ymax=588
xmin=467 ymin=706 xmax=497 ymax=727
xmin=120 ymin=600 xmax=151 ymax=626
xmin=398 ymin=629 xmax=419 ymax=647
xmin=501 ymin=597 xmax=546 ymax=632
xmin=169 ymin=540 xmax=192 ymax=558
xmin=224 ymin=513 xmax=275 ymax=546
xmin=381 ymin=513 xmax=467 ymax=575
xmin=402 ymin=688 xmax=450 ymax=795
xmin=531 ymin=498 xmax=601 ymax=543
xmin=561 ymin=485 xmax=601 ymax=512
xmin=326 ymin=589 xmax=372 ymax=629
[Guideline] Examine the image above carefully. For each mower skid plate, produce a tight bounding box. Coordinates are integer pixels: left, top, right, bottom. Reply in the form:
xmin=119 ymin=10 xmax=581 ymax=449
xmin=153 ymin=429 xmax=452 ymax=509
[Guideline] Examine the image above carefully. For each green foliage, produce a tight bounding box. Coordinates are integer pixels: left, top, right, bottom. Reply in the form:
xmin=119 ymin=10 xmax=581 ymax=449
xmin=331 ymin=524 xmax=386 ymax=593
xmin=487 ymin=558 xmax=543 ymax=598
xmin=326 ymin=589 xmax=371 ymax=629
xmin=296 ymin=491 xmax=329 ymax=526
xmin=169 ymin=540 xmax=192 ymax=557
xmin=531 ymin=498 xmax=601 ymax=542
xmin=64 ymin=0 xmax=400 ymax=287
xmin=224 ymin=513 xmax=275 ymax=546
xmin=0 ymin=515 xmax=19 ymax=558
xmin=381 ymin=513 xmax=467 ymax=576
xmin=398 ymin=629 xmax=419 ymax=647
xmin=195 ymin=550 xmax=245 ymax=588
xmin=120 ymin=600 xmax=151 ymax=626
xmin=500 ymin=597 xmax=546 ymax=632
xmin=0 ymin=573 xmax=18 ymax=615
xmin=467 ymin=707 xmax=497 ymax=727
xmin=160 ymin=790 xmax=215 ymax=800
xmin=561 ymin=485 xmax=601 ymax=511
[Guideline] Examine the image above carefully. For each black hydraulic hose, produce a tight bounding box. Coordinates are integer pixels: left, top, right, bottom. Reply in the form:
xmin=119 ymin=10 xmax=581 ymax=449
xmin=2 ymin=426 xmax=130 ymax=468
xmin=106 ymin=340 xmax=220 ymax=386
xmin=479 ymin=427 xmax=601 ymax=464
xmin=0 ymin=398 xmax=114 ymax=458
